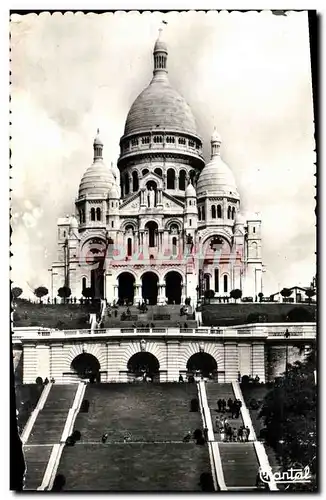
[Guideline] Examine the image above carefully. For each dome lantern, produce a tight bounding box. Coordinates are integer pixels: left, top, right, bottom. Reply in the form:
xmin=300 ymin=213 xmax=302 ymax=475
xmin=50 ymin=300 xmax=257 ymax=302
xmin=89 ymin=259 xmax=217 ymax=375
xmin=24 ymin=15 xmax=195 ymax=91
xmin=93 ymin=128 xmax=103 ymax=162
xmin=211 ymin=127 xmax=222 ymax=159
xmin=153 ymin=27 xmax=168 ymax=77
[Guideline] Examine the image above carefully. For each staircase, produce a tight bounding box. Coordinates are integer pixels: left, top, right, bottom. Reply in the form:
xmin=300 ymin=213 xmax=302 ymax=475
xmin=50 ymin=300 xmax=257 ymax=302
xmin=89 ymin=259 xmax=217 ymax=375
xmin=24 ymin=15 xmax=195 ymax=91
xmin=23 ymin=384 xmax=78 ymax=491
xmin=105 ymin=304 xmax=197 ymax=328
xmin=206 ymin=383 xmax=244 ymax=439
xmin=28 ymin=385 xmax=78 ymax=444
xmin=219 ymin=442 xmax=258 ymax=489
xmin=55 ymin=383 xmax=212 ymax=491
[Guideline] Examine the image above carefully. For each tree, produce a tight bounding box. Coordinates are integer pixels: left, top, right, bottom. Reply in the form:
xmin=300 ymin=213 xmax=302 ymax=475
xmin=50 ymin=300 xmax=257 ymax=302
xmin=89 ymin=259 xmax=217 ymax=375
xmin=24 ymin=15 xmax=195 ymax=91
xmin=82 ymin=287 xmax=93 ymax=300
xmin=230 ymin=289 xmax=242 ymax=303
xmin=258 ymin=292 xmax=264 ymax=302
xmin=204 ymin=289 xmax=215 ymax=302
xmin=58 ymin=286 xmax=72 ymax=304
xmin=305 ymin=288 xmax=316 ymax=305
xmin=287 ymin=307 xmax=313 ymax=322
xmin=12 ymin=287 xmax=23 ymax=300
xmin=280 ymin=288 xmax=293 ymax=302
xmin=259 ymin=348 xmax=316 ymax=486
xmin=34 ymin=286 xmax=48 ymax=304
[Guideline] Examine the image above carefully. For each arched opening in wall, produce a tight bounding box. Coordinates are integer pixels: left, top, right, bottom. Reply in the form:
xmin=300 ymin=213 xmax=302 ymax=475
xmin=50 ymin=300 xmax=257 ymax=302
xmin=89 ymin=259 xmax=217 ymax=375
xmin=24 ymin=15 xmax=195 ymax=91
xmin=127 ymin=238 xmax=132 ymax=257
xmin=141 ymin=272 xmax=158 ymax=305
xmin=227 ymin=206 xmax=231 ymax=219
xmin=214 ymin=269 xmax=219 ymax=293
xmin=90 ymin=208 xmax=95 ymax=221
xmin=167 ymin=168 xmax=175 ymax=189
xmin=132 ymin=171 xmax=139 ymax=192
xmin=179 ymin=170 xmax=186 ymax=190
xmin=189 ymin=170 xmax=196 ymax=185
xmin=232 ymin=207 xmax=236 ymax=220
xmin=223 ymin=275 xmax=228 ymax=293
xmin=202 ymin=206 xmax=206 ymax=220
xmin=142 ymin=168 xmax=149 ymax=177
xmin=154 ymin=167 xmax=162 ymax=177
xmin=172 ymin=236 xmax=178 ymax=256
xmin=118 ymin=272 xmax=135 ymax=305
xmin=71 ymin=353 xmax=100 ymax=382
xmin=186 ymin=352 xmax=217 ymax=378
xmin=165 ymin=271 xmax=182 ymax=305
xmin=124 ymin=174 xmax=130 ymax=195
xmin=96 ymin=207 xmax=101 ymax=221
xmin=127 ymin=352 xmax=160 ymax=382
xmin=217 ymin=205 xmax=222 ymax=218
xmin=82 ymin=277 xmax=87 ymax=292
xmin=211 ymin=205 xmax=216 ymax=219
xmin=145 ymin=221 xmax=158 ymax=248
xmin=198 ymin=208 xmax=202 ymax=221
xmin=91 ymin=263 xmax=105 ymax=299
xmin=204 ymin=273 xmax=210 ymax=291
xmin=251 ymin=242 xmax=258 ymax=258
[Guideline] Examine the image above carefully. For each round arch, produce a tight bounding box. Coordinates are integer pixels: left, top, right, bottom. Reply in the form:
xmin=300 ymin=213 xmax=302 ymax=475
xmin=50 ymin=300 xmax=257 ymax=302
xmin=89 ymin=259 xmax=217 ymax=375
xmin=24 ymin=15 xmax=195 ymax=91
xmin=127 ymin=352 xmax=160 ymax=381
xmin=117 ymin=272 xmax=135 ymax=305
xmin=165 ymin=219 xmax=183 ymax=232
xmin=145 ymin=220 xmax=158 ymax=248
xmin=71 ymin=353 xmax=101 ymax=382
xmin=164 ymin=271 xmax=183 ymax=304
xmin=141 ymin=271 xmax=159 ymax=305
xmin=187 ymin=352 xmax=217 ymax=378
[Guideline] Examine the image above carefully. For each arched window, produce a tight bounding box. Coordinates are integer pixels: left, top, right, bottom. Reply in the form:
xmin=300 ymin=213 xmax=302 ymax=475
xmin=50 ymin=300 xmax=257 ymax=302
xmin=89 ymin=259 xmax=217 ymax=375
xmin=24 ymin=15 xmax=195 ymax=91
xmin=82 ymin=210 xmax=86 ymax=223
xmin=198 ymin=208 xmax=201 ymax=221
xmin=124 ymin=174 xmax=130 ymax=195
xmin=179 ymin=170 xmax=186 ymax=190
xmin=172 ymin=236 xmax=177 ymax=256
xmin=232 ymin=207 xmax=236 ymax=220
xmin=217 ymin=205 xmax=222 ymax=218
xmin=252 ymin=242 xmax=258 ymax=258
xmin=63 ymin=231 xmax=66 ymax=238
xmin=142 ymin=168 xmax=149 ymax=176
xmin=223 ymin=275 xmax=228 ymax=293
xmin=204 ymin=274 xmax=210 ymax=291
xmin=154 ymin=168 xmax=162 ymax=177
xmin=211 ymin=205 xmax=216 ymax=219
xmin=82 ymin=277 xmax=86 ymax=291
xmin=167 ymin=169 xmax=175 ymax=189
xmin=227 ymin=206 xmax=231 ymax=219
xmin=90 ymin=208 xmax=95 ymax=221
xmin=214 ymin=269 xmax=219 ymax=292
xmin=132 ymin=171 xmax=139 ymax=192
xmin=202 ymin=206 xmax=206 ymax=220
xmin=127 ymin=238 xmax=132 ymax=257
xmin=96 ymin=207 xmax=101 ymax=221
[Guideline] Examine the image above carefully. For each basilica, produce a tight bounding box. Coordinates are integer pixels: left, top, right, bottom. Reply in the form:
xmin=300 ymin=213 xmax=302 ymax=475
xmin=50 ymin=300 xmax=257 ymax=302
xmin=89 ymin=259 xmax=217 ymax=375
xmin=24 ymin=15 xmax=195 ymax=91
xmin=50 ymin=31 xmax=263 ymax=306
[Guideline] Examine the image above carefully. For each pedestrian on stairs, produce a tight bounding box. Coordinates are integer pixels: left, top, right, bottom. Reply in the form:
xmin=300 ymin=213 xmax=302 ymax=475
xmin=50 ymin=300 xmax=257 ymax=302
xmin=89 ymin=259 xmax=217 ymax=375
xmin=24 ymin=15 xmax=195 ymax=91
xmin=221 ymin=399 xmax=227 ymax=412
xmin=238 ymin=426 xmax=243 ymax=442
xmin=244 ymin=426 xmax=250 ymax=442
xmin=101 ymin=433 xmax=108 ymax=443
xmin=227 ymin=398 xmax=233 ymax=411
xmin=217 ymin=399 xmax=222 ymax=412
xmin=183 ymin=431 xmax=192 ymax=442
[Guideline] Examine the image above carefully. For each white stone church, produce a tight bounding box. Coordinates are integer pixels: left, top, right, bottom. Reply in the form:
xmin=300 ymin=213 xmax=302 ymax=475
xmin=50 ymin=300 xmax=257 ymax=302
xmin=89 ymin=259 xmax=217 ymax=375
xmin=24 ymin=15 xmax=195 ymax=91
xmin=50 ymin=31 xmax=263 ymax=306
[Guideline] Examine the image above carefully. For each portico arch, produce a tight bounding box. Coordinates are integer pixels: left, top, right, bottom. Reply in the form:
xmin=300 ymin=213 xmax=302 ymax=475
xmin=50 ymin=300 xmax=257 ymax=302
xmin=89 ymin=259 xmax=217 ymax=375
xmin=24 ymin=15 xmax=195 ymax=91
xmin=118 ymin=272 xmax=135 ymax=305
xmin=71 ymin=353 xmax=100 ymax=382
xmin=187 ymin=352 xmax=217 ymax=378
xmin=127 ymin=352 xmax=160 ymax=381
xmin=141 ymin=272 xmax=159 ymax=305
xmin=165 ymin=271 xmax=183 ymax=304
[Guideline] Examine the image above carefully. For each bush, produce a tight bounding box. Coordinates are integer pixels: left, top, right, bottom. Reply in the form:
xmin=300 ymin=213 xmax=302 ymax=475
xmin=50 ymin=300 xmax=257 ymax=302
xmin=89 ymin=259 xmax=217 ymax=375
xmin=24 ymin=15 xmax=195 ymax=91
xmin=247 ymin=313 xmax=259 ymax=323
xmin=204 ymin=290 xmax=215 ymax=300
xmin=249 ymin=398 xmax=259 ymax=410
xmin=13 ymin=311 xmax=21 ymax=322
xmin=72 ymin=430 xmax=81 ymax=441
xmin=190 ymin=398 xmax=199 ymax=412
xmin=35 ymin=377 xmax=43 ymax=385
xmin=241 ymin=375 xmax=250 ymax=385
xmin=287 ymin=307 xmax=313 ymax=322
xmin=193 ymin=428 xmax=203 ymax=440
xmin=55 ymin=320 xmax=66 ymax=330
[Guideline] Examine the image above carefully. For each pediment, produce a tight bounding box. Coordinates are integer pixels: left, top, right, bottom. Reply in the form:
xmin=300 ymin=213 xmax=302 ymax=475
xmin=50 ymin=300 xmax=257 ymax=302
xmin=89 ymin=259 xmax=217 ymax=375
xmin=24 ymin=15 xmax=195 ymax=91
xmin=162 ymin=192 xmax=184 ymax=212
xmin=119 ymin=192 xmax=140 ymax=213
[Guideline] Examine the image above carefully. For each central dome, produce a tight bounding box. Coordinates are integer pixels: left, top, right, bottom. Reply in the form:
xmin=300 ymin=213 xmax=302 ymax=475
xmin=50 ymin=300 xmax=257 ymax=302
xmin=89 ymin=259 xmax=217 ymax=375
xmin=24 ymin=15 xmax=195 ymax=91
xmin=123 ymin=31 xmax=198 ymax=137
xmin=124 ymin=80 xmax=198 ymax=136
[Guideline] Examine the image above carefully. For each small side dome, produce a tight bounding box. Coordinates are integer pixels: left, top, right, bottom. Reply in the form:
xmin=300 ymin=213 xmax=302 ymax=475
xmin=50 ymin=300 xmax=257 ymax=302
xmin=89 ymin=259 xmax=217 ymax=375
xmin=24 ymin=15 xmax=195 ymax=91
xmin=235 ymin=212 xmax=246 ymax=225
xmin=69 ymin=215 xmax=78 ymax=229
xmin=211 ymin=128 xmax=222 ymax=143
xmin=185 ymin=181 xmax=196 ymax=197
xmin=154 ymin=27 xmax=168 ymax=53
xmin=108 ymin=185 xmax=120 ymax=199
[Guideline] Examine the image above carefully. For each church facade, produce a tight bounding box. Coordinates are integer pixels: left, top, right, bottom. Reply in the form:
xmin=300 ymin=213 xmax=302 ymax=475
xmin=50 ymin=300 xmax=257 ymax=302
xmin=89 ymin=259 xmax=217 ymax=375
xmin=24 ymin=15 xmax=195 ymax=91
xmin=50 ymin=32 xmax=263 ymax=306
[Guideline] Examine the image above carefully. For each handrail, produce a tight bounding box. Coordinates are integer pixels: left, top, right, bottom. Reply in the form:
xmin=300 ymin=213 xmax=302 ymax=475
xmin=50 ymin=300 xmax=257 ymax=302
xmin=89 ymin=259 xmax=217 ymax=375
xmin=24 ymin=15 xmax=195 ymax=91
xmin=38 ymin=382 xmax=86 ymax=491
xmin=21 ymin=382 xmax=52 ymax=444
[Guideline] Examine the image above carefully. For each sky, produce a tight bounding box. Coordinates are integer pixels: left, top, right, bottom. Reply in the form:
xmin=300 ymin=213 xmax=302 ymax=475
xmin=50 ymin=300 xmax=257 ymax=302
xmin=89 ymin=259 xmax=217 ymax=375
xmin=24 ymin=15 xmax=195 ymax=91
xmin=10 ymin=10 xmax=316 ymax=297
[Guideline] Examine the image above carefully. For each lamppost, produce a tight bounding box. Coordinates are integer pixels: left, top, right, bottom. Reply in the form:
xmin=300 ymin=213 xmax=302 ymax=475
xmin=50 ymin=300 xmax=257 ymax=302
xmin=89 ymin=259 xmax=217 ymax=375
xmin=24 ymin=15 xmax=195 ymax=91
xmin=284 ymin=328 xmax=290 ymax=377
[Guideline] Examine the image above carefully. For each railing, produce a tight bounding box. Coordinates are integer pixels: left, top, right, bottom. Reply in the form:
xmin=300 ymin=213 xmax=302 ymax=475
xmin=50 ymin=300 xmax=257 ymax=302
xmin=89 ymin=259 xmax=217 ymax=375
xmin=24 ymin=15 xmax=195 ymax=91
xmin=12 ymin=322 xmax=316 ymax=341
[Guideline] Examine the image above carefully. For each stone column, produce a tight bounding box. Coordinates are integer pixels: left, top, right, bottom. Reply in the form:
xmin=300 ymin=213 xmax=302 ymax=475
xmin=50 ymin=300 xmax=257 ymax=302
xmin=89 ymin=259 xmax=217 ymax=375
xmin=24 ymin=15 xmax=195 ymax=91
xmin=181 ymin=282 xmax=186 ymax=304
xmin=166 ymin=340 xmax=180 ymax=381
xmin=157 ymin=283 xmax=165 ymax=305
xmin=114 ymin=284 xmax=119 ymax=301
xmin=134 ymin=282 xmax=142 ymax=304
xmin=224 ymin=342 xmax=239 ymax=382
